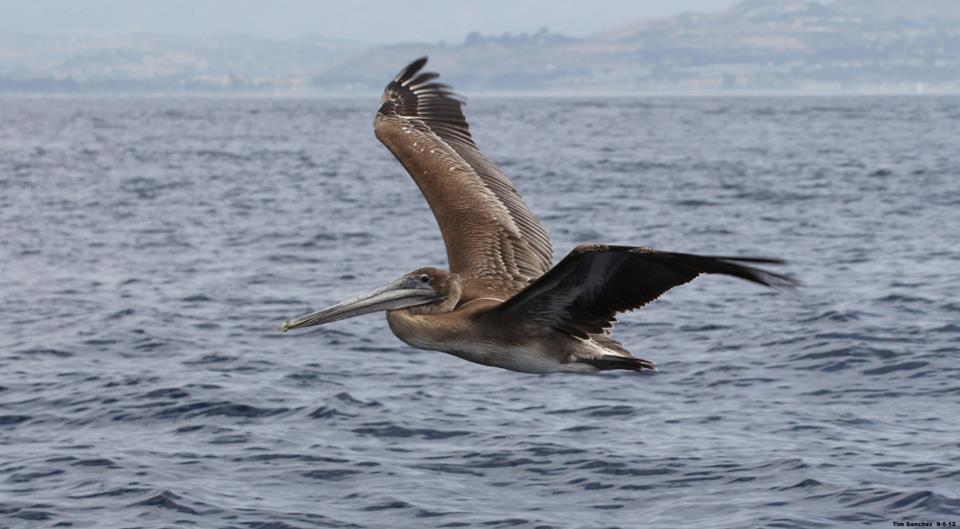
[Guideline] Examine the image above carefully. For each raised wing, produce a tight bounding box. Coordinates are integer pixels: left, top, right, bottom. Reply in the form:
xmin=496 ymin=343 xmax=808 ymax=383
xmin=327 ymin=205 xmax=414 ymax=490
xmin=493 ymin=245 xmax=797 ymax=338
xmin=374 ymin=57 xmax=553 ymax=301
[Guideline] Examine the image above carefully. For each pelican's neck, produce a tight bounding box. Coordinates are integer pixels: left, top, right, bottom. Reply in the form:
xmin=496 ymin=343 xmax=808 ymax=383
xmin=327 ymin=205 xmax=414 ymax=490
xmin=408 ymin=283 xmax=460 ymax=315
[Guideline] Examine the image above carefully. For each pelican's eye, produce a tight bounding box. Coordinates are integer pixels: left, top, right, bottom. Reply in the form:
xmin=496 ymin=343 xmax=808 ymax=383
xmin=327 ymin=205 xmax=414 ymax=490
xmin=418 ymin=274 xmax=430 ymax=284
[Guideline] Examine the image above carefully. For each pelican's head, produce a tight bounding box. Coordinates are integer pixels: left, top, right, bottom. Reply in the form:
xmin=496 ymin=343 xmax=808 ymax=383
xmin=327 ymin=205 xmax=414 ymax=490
xmin=280 ymin=267 xmax=460 ymax=332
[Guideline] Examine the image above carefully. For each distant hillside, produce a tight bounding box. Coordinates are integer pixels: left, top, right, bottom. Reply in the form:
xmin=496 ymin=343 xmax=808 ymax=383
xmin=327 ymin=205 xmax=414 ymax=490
xmin=830 ymin=0 xmax=960 ymax=21
xmin=3 ymin=0 xmax=960 ymax=94
xmin=314 ymin=0 xmax=960 ymax=93
xmin=0 ymin=33 xmax=361 ymax=93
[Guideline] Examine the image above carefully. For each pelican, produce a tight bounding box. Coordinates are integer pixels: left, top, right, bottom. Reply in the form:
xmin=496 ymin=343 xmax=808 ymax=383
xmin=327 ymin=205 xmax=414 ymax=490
xmin=281 ymin=57 xmax=795 ymax=374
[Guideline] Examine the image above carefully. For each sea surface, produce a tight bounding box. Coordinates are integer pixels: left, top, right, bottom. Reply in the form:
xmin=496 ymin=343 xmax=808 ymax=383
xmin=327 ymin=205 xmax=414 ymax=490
xmin=1 ymin=95 xmax=959 ymax=529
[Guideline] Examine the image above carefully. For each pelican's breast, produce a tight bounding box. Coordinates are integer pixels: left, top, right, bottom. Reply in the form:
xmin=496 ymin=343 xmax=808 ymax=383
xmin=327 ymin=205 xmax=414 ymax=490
xmin=385 ymin=307 xmax=568 ymax=373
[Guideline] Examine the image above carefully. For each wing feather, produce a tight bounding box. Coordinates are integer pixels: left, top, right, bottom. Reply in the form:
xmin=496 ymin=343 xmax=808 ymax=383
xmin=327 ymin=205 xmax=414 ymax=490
xmin=493 ymin=245 xmax=797 ymax=338
xmin=374 ymin=57 xmax=552 ymax=300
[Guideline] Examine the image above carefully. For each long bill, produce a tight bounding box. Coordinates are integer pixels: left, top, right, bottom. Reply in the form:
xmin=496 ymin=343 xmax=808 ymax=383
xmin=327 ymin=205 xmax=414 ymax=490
xmin=280 ymin=277 xmax=440 ymax=332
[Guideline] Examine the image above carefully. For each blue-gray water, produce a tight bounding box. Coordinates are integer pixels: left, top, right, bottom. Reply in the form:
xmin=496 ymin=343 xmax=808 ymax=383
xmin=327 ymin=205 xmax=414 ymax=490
xmin=2 ymin=96 xmax=959 ymax=529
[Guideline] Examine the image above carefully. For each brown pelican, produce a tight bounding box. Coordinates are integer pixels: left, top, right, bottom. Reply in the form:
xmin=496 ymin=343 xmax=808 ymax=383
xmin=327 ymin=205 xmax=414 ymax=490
xmin=281 ymin=57 xmax=795 ymax=374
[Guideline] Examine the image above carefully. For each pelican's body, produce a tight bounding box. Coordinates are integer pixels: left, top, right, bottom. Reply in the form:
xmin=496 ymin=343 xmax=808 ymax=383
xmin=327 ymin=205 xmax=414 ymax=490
xmin=281 ymin=58 xmax=796 ymax=374
xmin=386 ymin=297 xmax=604 ymax=374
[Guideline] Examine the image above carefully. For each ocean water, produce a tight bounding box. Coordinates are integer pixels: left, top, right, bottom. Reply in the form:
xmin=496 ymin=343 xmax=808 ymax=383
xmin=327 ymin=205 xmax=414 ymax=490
xmin=1 ymin=95 xmax=959 ymax=529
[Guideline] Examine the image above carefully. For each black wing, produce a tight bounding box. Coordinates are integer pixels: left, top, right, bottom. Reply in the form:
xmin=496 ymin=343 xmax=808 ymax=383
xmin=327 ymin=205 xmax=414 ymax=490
xmin=493 ymin=244 xmax=797 ymax=338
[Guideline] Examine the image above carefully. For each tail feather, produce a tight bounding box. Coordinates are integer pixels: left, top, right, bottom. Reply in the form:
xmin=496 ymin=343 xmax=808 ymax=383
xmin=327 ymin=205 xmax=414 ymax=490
xmin=580 ymin=354 xmax=656 ymax=372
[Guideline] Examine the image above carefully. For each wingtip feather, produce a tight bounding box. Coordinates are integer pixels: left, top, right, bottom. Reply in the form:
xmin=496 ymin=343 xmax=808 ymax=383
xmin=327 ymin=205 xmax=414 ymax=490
xmin=395 ymin=56 xmax=429 ymax=83
xmin=710 ymin=256 xmax=800 ymax=290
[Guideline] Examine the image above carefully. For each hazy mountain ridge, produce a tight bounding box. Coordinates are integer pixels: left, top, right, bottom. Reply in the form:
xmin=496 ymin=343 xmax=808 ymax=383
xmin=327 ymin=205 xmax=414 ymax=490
xmin=0 ymin=33 xmax=361 ymax=93
xmin=3 ymin=0 xmax=960 ymax=94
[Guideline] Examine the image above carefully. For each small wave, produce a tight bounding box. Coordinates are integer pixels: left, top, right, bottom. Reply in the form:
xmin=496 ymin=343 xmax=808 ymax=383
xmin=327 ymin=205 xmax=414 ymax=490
xmin=776 ymin=478 xmax=825 ymax=490
xmin=70 ymin=458 xmax=118 ymax=468
xmin=874 ymin=294 xmax=932 ymax=304
xmin=932 ymin=323 xmax=960 ymax=334
xmin=0 ymin=504 xmax=55 ymax=522
xmin=790 ymin=345 xmax=903 ymax=372
xmin=351 ymin=423 xmax=470 ymax=440
xmin=0 ymin=415 xmax=31 ymax=426
xmin=861 ymin=361 xmax=929 ymax=375
xmin=838 ymin=487 xmax=960 ymax=515
xmin=868 ymin=168 xmax=894 ymax=178
xmin=154 ymin=401 xmax=290 ymax=420
xmin=181 ymin=294 xmax=212 ymax=302
xmin=308 ymin=406 xmax=354 ymax=419
xmin=361 ymin=500 xmax=412 ymax=512
xmin=7 ymin=469 xmax=64 ymax=484
xmin=68 ymin=487 xmax=151 ymax=499
xmin=546 ymin=404 xmax=638 ymax=418
xmin=332 ymin=391 xmax=382 ymax=408
xmin=139 ymin=387 xmax=190 ymax=400
xmin=183 ymin=353 xmax=237 ymax=364
xmin=577 ymin=460 xmax=677 ymax=478
xmin=798 ymin=309 xmax=865 ymax=323
xmin=14 ymin=348 xmax=74 ymax=358
xmin=106 ymin=308 xmax=136 ymax=320
xmin=129 ymin=490 xmax=208 ymax=515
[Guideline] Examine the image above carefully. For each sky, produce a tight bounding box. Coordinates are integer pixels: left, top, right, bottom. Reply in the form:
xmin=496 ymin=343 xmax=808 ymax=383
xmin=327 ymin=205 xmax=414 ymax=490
xmin=2 ymin=0 xmax=743 ymax=44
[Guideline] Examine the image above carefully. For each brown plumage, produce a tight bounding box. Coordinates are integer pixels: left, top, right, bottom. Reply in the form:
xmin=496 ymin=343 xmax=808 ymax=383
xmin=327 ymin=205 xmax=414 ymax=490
xmin=374 ymin=57 xmax=552 ymax=301
xmin=280 ymin=57 xmax=797 ymax=374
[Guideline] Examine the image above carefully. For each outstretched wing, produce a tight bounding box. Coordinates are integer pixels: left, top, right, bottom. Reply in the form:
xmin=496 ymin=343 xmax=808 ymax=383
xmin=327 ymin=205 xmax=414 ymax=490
xmin=374 ymin=57 xmax=553 ymax=301
xmin=493 ymin=244 xmax=797 ymax=338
